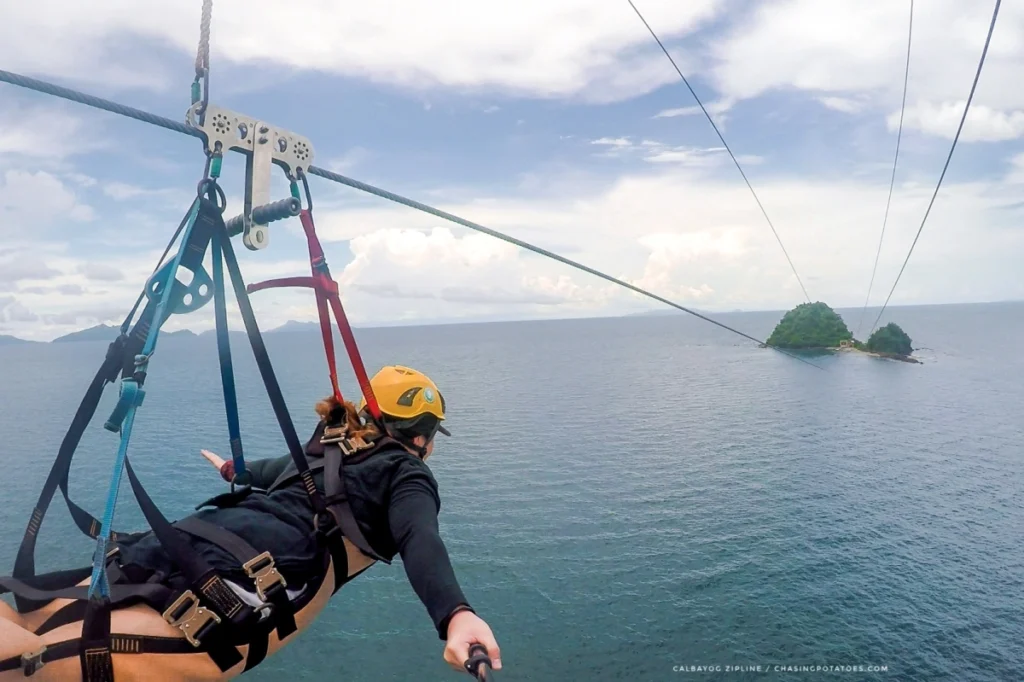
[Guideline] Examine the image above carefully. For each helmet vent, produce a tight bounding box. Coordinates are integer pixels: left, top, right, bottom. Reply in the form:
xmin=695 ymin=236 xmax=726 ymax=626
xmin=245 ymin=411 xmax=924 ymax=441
xmin=396 ymin=387 xmax=421 ymax=407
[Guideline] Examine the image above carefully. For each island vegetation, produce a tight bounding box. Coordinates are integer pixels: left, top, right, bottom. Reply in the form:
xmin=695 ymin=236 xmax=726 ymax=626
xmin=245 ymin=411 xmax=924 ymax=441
xmin=766 ymin=302 xmax=853 ymax=349
xmin=865 ymin=322 xmax=914 ymax=358
xmin=766 ymin=302 xmax=918 ymax=363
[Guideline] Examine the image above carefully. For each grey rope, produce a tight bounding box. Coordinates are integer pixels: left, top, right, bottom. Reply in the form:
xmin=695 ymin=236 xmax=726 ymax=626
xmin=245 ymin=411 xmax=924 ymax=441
xmin=627 ymin=0 xmax=811 ymax=304
xmin=0 ymin=68 xmax=822 ymax=370
xmin=868 ymin=0 xmax=1001 ymax=336
xmin=856 ymin=0 xmax=913 ymax=341
xmin=195 ymin=0 xmax=213 ymax=77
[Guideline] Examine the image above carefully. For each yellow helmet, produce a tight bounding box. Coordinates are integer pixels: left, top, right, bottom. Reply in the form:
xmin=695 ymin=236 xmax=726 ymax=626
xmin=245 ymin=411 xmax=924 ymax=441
xmin=360 ymin=365 xmax=450 ymax=436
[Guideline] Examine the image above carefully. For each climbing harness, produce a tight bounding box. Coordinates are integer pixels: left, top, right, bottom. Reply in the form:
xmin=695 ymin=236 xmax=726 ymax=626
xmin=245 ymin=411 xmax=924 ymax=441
xmin=0 ymin=6 xmax=397 ymax=671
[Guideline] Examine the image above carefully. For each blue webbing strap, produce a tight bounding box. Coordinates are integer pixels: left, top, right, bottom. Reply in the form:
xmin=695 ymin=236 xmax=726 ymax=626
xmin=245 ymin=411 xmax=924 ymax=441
xmin=211 ymin=223 xmax=249 ymax=485
xmin=87 ymin=197 xmax=203 ymax=600
xmin=8 ymin=212 xmax=194 ymax=612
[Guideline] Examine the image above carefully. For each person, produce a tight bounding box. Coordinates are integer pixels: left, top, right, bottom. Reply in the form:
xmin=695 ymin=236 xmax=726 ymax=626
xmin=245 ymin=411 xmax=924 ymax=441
xmin=0 ymin=365 xmax=501 ymax=681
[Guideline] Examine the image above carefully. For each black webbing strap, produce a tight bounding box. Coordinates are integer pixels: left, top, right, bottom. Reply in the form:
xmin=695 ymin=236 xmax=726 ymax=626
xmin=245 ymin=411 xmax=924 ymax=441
xmin=322 ymin=443 xmax=387 ymax=562
xmin=215 ymin=215 xmax=359 ymax=588
xmin=174 ymin=517 xmax=297 ymax=640
xmin=120 ymin=455 xmax=246 ymax=672
xmin=0 ymin=576 xmax=170 ymax=609
xmin=79 ymin=599 xmax=114 ymax=682
xmin=267 ymin=461 xmax=327 ymax=495
xmin=216 ymin=219 xmax=324 ymax=513
xmin=10 ymin=319 xmax=152 ymax=611
xmin=0 ymin=634 xmax=200 ymax=676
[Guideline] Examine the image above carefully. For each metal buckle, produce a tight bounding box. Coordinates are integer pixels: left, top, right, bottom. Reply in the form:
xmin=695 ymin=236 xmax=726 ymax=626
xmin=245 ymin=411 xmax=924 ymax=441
xmin=242 ymin=551 xmax=287 ymax=603
xmin=320 ymin=425 xmax=347 ymax=445
xmin=341 ymin=434 xmax=374 ymax=456
xmin=21 ymin=646 xmax=46 ymax=676
xmin=162 ymin=590 xmax=222 ymax=648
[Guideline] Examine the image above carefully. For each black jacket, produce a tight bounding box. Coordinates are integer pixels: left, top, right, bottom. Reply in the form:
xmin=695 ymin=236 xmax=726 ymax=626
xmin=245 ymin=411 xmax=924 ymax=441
xmin=116 ymin=431 xmax=472 ymax=640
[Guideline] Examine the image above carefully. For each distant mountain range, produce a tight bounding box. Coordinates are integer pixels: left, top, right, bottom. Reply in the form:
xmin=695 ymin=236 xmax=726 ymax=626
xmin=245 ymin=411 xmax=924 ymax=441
xmin=0 ymin=324 xmax=199 ymax=345
xmin=4 ymin=301 xmax=1008 ymax=345
xmin=0 ymin=312 xmax=718 ymax=344
xmin=0 ymin=334 xmax=39 ymax=345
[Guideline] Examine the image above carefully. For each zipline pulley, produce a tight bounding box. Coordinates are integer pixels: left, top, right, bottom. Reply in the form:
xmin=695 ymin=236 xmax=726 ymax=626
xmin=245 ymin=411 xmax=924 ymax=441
xmin=186 ymin=102 xmax=315 ymax=250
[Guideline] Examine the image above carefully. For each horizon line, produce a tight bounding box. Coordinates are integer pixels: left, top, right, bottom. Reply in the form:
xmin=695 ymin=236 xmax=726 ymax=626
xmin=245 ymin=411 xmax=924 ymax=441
xmin=3 ymin=297 xmax=1022 ymax=344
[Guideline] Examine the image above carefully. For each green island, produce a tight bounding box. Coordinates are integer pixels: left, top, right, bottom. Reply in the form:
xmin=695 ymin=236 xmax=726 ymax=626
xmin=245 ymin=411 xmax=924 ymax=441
xmin=765 ymin=302 xmax=920 ymax=363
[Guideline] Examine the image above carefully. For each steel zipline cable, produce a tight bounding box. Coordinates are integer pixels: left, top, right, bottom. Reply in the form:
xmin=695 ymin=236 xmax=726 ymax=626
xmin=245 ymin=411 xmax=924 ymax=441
xmin=626 ymin=0 xmax=812 ymax=304
xmin=0 ymin=68 xmax=823 ymax=370
xmin=855 ymin=0 xmax=914 ymax=341
xmin=867 ymin=0 xmax=1002 ymax=336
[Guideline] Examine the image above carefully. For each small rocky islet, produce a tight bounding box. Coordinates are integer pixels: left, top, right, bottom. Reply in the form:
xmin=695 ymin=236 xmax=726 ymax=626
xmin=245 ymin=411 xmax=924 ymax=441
xmin=765 ymin=302 xmax=919 ymax=363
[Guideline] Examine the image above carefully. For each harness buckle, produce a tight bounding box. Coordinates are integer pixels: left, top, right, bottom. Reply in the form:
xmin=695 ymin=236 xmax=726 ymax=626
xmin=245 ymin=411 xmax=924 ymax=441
xmin=21 ymin=645 xmax=46 ymax=676
xmin=320 ymin=424 xmax=347 ymax=445
xmin=162 ymin=590 xmax=222 ymax=648
xmin=243 ymin=551 xmax=288 ymax=603
xmin=339 ymin=434 xmax=373 ymax=456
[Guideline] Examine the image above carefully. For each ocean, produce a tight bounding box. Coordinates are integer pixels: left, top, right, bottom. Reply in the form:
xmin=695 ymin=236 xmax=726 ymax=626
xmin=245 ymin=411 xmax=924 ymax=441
xmin=0 ymin=302 xmax=1021 ymax=681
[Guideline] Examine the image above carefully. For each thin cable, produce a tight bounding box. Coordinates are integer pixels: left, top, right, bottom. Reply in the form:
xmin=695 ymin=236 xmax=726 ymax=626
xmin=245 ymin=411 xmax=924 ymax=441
xmin=856 ymin=0 xmax=914 ymax=340
xmin=0 ymin=68 xmax=822 ymax=370
xmin=868 ymin=0 xmax=1001 ymax=336
xmin=627 ymin=0 xmax=811 ymax=303
xmin=0 ymin=70 xmax=198 ymax=137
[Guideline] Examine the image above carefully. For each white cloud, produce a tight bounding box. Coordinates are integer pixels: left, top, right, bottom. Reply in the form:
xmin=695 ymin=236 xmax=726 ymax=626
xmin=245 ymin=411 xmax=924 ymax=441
xmin=338 ymin=227 xmax=610 ymax=315
xmin=654 ymin=98 xmax=734 ymax=119
xmin=1 ymin=0 xmax=722 ymax=102
xmin=0 ymin=101 xmax=105 ymax=161
xmin=817 ymin=96 xmax=865 ymax=114
xmin=586 ymin=137 xmax=747 ymax=168
xmin=284 ymin=164 xmax=1024 ymax=327
xmin=1008 ymin=152 xmax=1024 ymax=183
xmin=0 ymin=296 xmax=38 ymax=324
xmin=3 ymin=0 xmax=1024 ymax=341
xmin=0 ymin=170 xmax=95 ymax=235
xmin=591 ymin=137 xmax=632 ymax=148
xmin=709 ymin=0 xmax=1024 ymax=139
xmin=3 ymin=158 xmax=1023 ymax=340
xmin=78 ymin=262 xmax=125 ymax=282
xmin=895 ymin=101 xmax=1024 ymax=142
xmin=327 ymin=147 xmax=373 ymax=174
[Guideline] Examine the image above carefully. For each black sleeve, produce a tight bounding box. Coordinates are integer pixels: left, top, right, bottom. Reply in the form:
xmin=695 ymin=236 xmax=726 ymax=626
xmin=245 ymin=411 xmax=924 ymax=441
xmin=245 ymin=454 xmax=292 ymax=489
xmin=388 ymin=460 xmax=473 ymax=640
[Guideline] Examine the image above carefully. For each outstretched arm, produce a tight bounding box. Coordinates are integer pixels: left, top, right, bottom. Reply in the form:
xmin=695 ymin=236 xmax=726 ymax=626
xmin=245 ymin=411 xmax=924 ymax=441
xmin=200 ymin=449 xmax=292 ymax=489
xmin=388 ymin=463 xmax=502 ymax=673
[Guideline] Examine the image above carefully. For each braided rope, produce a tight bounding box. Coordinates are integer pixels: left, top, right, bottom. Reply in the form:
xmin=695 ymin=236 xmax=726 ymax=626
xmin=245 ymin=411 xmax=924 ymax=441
xmin=195 ymin=0 xmax=213 ymax=76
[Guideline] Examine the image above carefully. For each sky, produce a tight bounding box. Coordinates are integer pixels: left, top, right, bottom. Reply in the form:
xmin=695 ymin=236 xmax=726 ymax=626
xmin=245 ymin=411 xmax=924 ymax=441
xmin=1 ymin=0 xmax=1023 ymax=341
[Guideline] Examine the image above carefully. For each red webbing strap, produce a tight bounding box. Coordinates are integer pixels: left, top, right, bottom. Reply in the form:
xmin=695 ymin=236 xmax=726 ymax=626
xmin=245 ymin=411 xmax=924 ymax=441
xmin=297 ymin=209 xmax=383 ymax=420
xmin=326 ymin=290 xmax=381 ymax=421
xmin=247 ymin=277 xmax=317 ymax=292
xmin=313 ymin=271 xmax=343 ymax=405
xmin=245 ymin=209 xmax=382 ymax=421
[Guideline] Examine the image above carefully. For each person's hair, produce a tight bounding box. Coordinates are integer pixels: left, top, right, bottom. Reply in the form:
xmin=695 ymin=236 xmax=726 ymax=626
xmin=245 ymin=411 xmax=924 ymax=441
xmin=313 ymin=395 xmax=439 ymax=445
xmin=314 ymin=396 xmax=381 ymax=441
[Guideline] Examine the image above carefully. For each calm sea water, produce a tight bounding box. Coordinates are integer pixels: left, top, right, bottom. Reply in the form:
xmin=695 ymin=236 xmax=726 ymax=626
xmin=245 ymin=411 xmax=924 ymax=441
xmin=0 ymin=303 xmax=1021 ymax=681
